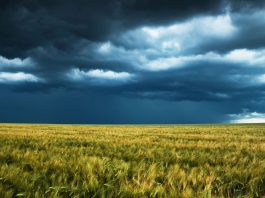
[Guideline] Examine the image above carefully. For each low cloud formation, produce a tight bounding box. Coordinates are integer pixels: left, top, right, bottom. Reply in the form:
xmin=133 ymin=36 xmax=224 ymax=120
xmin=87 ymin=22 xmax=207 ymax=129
xmin=0 ymin=55 xmax=41 ymax=84
xmin=0 ymin=56 xmax=34 ymax=69
xmin=68 ymin=68 xmax=134 ymax=85
xmin=0 ymin=72 xmax=40 ymax=83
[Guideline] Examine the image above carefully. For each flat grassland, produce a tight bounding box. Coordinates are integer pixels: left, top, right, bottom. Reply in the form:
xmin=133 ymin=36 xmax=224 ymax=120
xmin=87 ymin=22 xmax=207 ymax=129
xmin=0 ymin=124 xmax=265 ymax=197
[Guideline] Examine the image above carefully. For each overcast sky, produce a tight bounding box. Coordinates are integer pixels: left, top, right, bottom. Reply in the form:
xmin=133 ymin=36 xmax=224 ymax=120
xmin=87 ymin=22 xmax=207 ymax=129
xmin=1 ymin=0 xmax=265 ymax=124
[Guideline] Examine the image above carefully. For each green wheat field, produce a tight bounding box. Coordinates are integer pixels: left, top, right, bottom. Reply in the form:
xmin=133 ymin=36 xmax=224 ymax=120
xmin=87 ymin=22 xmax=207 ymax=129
xmin=0 ymin=124 xmax=265 ymax=197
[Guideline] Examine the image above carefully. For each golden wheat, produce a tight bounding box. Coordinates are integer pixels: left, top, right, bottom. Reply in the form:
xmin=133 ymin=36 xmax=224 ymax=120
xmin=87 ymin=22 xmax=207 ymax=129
xmin=0 ymin=124 xmax=265 ymax=197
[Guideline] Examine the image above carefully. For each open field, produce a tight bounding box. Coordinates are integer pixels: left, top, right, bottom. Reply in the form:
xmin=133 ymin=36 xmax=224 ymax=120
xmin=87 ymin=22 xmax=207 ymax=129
xmin=0 ymin=124 xmax=265 ymax=197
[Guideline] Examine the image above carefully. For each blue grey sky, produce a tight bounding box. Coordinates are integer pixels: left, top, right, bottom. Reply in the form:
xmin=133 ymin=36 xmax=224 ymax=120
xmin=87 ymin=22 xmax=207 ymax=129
xmin=0 ymin=0 xmax=265 ymax=123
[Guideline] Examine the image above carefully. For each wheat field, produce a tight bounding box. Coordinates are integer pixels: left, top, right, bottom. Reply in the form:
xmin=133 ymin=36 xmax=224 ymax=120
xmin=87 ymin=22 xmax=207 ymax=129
xmin=0 ymin=124 xmax=265 ymax=197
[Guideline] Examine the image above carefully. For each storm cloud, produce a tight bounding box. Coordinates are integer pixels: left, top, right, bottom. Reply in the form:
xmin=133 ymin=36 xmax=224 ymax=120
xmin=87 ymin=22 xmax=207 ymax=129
xmin=0 ymin=0 xmax=265 ymax=123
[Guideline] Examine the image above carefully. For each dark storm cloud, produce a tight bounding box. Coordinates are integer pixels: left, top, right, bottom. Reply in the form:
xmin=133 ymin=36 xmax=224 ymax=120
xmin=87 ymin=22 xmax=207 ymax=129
xmin=0 ymin=0 xmax=218 ymax=57
xmin=1 ymin=0 xmax=264 ymax=57
xmin=1 ymin=0 xmax=265 ymax=123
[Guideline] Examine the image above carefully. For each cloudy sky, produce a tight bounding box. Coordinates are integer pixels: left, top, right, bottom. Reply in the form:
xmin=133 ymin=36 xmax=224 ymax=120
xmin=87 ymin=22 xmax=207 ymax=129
xmin=1 ymin=0 xmax=265 ymax=124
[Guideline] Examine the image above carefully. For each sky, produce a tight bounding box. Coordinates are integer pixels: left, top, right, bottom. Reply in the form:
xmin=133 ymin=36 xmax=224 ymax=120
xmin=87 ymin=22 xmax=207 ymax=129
xmin=0 ymin=0 xmax=265 ymax=124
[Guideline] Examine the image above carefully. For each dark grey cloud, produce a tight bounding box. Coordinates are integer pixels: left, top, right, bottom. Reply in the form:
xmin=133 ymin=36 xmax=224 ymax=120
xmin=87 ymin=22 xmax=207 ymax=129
xmin=0 ymin=0 xmax=217 ymax=57
xmin=0 ymin=0 xmax=265 ymax=123
xmin=1 ymin=0 xmax=264 ymax=57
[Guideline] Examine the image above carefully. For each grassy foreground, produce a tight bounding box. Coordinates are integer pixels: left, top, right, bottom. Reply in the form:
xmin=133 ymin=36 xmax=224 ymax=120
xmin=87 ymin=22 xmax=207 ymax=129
xmin=0 ymin=124 xmax=265 ymax=197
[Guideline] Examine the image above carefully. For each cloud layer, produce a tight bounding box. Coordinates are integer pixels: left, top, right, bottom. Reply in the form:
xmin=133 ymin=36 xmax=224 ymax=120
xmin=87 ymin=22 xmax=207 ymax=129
xmin=1 ymin=0 xmax=265 ymax=123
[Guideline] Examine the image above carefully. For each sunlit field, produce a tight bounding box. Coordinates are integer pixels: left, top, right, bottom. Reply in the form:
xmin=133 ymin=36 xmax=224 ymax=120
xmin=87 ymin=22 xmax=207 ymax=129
xmin=0 ymin=124 xmax=265 ymax=197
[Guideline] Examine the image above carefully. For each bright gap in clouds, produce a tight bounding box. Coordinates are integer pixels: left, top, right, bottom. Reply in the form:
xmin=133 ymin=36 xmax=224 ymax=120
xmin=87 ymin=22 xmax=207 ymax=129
xmin=230 ymin=112 xmax=265 ymax=123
